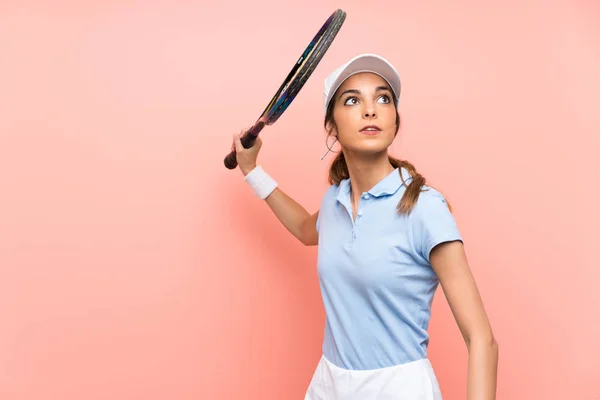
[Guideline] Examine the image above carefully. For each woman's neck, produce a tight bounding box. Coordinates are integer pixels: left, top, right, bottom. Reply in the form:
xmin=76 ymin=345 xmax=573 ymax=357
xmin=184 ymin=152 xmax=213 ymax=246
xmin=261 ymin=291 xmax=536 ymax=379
xmin=344 ymin=150 xmax=395 ymax=201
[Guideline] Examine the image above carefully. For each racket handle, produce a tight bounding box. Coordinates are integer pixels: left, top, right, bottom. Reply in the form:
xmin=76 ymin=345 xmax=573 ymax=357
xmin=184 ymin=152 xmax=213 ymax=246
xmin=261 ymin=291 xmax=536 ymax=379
xmin=224 ymin=122 xmax=265 ymax=170
xmin=223 ymin=132 xmax=258 ymax=170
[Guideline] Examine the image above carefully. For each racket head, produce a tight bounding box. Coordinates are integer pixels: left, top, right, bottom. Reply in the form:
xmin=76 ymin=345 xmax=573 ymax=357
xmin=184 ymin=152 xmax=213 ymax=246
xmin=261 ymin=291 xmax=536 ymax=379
xmin=224 ymin=9 xmax=346 ymax=170
xmin=256 ymin=9 xmax=346 ymax=129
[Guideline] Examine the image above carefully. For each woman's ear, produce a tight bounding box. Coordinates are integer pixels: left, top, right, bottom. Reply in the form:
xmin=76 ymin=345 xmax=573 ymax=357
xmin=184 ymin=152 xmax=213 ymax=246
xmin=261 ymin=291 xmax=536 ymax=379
xmin=325 ymin=122 xmax=337 ymax=137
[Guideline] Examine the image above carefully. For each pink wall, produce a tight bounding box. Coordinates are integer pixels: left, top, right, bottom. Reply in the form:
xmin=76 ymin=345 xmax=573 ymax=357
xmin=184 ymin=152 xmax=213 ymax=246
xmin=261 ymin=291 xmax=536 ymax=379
xmin=1 ymin=1 xmax=598 ymax=399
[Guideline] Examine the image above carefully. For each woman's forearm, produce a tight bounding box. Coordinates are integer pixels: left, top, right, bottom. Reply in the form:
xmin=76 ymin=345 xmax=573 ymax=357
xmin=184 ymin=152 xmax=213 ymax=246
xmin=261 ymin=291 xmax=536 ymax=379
xmin=466 ymin=336 xmax=499 ymax=400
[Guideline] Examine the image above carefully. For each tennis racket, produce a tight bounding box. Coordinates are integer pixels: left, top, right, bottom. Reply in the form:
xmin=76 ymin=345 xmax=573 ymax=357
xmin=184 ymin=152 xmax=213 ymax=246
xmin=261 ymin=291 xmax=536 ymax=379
xmin=223 ymin=8 xmax=346 ymax=169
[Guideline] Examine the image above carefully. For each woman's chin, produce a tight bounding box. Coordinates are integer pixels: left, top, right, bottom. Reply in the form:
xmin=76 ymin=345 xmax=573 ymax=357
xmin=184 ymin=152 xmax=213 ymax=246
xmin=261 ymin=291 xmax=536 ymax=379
xmin=346 ymin=144 xmax=391 ymax=158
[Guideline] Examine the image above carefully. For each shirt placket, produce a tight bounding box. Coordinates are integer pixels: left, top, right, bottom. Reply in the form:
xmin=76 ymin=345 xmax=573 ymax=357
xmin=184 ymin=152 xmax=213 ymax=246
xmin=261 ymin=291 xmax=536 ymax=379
xmin=345 ymin=192 xmax=371 ymax=246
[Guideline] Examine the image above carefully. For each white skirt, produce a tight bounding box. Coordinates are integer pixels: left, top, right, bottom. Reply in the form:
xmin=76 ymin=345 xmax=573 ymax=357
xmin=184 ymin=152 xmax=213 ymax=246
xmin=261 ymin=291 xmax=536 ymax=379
xmin=304 ymin=354 xmax=443 ymax=400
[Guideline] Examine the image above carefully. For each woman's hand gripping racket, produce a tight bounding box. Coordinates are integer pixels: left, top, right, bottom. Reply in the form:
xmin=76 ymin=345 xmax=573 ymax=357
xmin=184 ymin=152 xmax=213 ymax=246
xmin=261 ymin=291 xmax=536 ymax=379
xmin=223 ymin=9 xmax=346 ymax=169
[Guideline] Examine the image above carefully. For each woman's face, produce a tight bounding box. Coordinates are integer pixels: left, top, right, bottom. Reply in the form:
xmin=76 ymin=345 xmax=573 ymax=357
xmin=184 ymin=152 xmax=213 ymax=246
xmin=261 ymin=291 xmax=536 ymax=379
xmin=330 ymin=72 xmax=397 ymax=156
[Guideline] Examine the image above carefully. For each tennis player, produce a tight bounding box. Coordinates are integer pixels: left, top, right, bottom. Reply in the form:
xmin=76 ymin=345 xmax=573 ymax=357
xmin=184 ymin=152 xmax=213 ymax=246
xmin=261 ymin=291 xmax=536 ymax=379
xmin=232 ymin=54 xmax=498 ymax=400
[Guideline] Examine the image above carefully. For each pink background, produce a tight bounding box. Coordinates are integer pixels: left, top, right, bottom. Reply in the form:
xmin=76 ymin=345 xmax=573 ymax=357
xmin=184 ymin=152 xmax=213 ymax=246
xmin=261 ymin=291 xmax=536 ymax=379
xmin=1 ymin=1 xmax=598 ymax=399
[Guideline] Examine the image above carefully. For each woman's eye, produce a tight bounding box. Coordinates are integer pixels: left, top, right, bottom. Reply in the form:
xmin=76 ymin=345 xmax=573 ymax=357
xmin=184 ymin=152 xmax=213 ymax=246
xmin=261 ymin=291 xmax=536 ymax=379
xmin=343 ymin=95 xmax=390 ymax=105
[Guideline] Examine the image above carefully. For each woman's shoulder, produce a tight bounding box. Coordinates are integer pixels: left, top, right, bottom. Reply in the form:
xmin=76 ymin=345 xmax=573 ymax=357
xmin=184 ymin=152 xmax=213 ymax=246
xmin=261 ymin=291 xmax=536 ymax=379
xmin=418 ymin=185 xmax=447 ymax=202
xmin=319 ymin=182 xmax=340 ymax=202
xmin=411 ymin=185 xmax=452 ymax=217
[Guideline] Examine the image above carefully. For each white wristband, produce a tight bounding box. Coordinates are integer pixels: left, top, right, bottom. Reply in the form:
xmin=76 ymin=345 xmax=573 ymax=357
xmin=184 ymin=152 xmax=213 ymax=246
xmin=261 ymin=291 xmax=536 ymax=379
xmin=243 ymin=165 xmax=278 ymax=200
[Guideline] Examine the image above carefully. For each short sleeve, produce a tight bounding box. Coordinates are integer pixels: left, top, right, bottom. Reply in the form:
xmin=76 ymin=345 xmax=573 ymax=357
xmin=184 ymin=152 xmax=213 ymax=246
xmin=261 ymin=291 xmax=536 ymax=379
xmin=413 ymin=189 xmax=463 ymax=262
xmin=316 ymin=212 xmax=320 ymax=232
xmin=315 ymin=184 xmax=336 ymax=234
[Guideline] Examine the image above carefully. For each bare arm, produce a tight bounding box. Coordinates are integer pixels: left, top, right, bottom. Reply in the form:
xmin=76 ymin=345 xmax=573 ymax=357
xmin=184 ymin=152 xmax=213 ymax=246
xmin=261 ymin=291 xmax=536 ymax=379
xmin=233 ymin=130 xmax=319 ymax=246
xmin=430 ymin=241 xmax=499 ymax=400
xmin=264 ymin=188 xmax=319 ymax=246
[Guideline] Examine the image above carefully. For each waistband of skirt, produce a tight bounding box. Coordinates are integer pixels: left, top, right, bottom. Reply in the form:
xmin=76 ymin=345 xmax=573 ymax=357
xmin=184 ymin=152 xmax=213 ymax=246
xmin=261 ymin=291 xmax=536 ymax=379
xmin=319 ymin=354 xmax=433 ymax=374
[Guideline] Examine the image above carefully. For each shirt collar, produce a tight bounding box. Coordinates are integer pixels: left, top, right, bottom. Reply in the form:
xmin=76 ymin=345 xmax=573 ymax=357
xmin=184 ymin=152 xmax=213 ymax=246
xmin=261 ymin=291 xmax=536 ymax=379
xmin=336 ymin=167 xmax=413 ymax=203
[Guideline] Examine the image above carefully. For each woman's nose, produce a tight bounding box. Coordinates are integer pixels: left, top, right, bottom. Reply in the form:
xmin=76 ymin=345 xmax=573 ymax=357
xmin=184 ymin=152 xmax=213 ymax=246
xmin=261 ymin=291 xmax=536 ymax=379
xmin=363 ymin=102 xmax=376 ymax=117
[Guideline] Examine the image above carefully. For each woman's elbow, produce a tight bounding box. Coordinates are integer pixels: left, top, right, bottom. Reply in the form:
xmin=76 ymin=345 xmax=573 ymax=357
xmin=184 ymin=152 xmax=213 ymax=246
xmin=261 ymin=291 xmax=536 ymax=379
xmin=467 ymin=331 xmax=499 ymax=351
xmin=301 ymin=235 xmax=318 ymax=246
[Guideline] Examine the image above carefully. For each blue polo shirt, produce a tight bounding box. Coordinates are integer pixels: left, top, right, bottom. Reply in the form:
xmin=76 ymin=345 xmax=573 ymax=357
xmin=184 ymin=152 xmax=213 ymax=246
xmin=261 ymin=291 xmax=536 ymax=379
xmin=316 ymin=167 xmax=463 ymax=371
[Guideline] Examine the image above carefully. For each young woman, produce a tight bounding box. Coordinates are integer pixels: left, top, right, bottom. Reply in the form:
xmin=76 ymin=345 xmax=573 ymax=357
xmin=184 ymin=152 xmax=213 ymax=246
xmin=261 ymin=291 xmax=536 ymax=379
xmin=232 ymin=54 xmax=498 ymax=400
